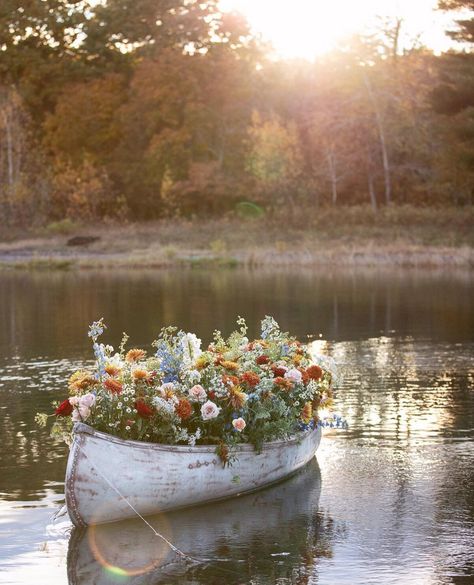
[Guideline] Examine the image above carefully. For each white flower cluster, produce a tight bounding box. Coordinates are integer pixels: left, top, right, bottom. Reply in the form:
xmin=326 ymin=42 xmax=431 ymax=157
xmin=180 ymin=333 xmax=202 ymax=370
xmin=152 ymin=396 xmax=178 ymax=418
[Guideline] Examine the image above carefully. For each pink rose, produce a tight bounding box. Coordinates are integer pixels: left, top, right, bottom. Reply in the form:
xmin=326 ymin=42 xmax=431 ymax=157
xmin=232 ymin=417 xmax=246 ymax=432
xmin=69 ymin=396 xmax=80 ymax=407
xmin=79 ymin=393 xmax=96 ymax=408
xmin=285 ymin=368 xmax=303 ymax=384
xmin=72 ymin=405 xmax=90 ymax=422
xmin=200 ymin=400 xmax=220 ymax=420
xmin=189 ymin=384 xmax=207 ymax=402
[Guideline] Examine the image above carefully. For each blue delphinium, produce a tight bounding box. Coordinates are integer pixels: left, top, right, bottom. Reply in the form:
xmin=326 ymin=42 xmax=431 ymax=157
xmin=154 ymin=337 xmax=183 ymax=383
xmin=93 ymin=342 xmax=107 ymax=379
xmin=88 ymin=319 xmax=106 ymax=342
xmin=318 ymin=413 xmax=348 ymax=429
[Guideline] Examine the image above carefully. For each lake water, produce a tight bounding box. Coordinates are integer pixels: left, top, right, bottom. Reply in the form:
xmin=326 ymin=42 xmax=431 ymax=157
xmin=0 ymin=268 xmax=473 ymax=585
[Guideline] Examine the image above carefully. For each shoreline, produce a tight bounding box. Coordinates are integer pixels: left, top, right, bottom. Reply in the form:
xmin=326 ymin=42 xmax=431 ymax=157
xmin=0 ymin=242 xmax=472 ymax=270
xmin=1 ymin=209 xmax=473 ymax=270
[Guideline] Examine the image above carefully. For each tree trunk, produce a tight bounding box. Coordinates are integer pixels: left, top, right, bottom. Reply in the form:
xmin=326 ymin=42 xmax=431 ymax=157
xmin=2 ymin=109 xmax=14 ymax=188
xmin=368 ymin=172 xmax=377 ymax=211
xmin=326 ymin=149 xmax=338 ymax=205
xmin=363 ymin=74 xmax=392 ymax=205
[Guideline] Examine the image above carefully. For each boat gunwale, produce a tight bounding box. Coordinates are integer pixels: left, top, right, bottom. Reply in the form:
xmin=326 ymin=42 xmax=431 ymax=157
xmin=73 ymin=422 xmax=319 ymax=453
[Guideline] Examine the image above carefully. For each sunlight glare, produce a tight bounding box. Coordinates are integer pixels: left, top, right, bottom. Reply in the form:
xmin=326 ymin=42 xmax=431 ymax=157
xmin=219 ymin=0 xmax=452 ymax=59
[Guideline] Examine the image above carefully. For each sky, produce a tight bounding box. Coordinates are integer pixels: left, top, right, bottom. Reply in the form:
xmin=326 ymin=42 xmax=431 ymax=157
xmin=219 ymin=0 xmax=458 ymax=59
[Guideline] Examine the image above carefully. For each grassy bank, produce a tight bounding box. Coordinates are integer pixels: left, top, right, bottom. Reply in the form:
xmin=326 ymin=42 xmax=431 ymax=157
xmin=1 ymin=205 xmax=473 ymax=269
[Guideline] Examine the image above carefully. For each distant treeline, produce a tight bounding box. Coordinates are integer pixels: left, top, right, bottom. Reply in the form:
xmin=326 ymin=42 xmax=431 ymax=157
xmin=0 ymin=0 xmax=473 ymax=226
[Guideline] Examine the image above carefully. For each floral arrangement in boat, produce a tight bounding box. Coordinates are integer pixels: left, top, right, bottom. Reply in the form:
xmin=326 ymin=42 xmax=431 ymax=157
xmin=37 ymin=316 xmax=342 ymax=463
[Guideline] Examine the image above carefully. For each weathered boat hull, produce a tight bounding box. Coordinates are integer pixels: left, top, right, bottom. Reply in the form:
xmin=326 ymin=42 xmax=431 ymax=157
xmin=65 ymin=422 xmax=322 ymax=526
xmin=67 ymin=459 xmax=322 ymax=585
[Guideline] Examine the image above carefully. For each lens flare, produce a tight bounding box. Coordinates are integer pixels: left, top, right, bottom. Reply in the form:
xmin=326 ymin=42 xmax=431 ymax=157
xmin=103 ymin=564 xmax=129 ymax=579
xmin=87 ymin=510 xmax=173 ymax=577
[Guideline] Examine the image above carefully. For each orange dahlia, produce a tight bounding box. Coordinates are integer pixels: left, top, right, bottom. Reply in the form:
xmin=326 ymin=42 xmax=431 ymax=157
xmin=240 ymin=371 xmax=260 ymax=387
xmin=126 ymin=349 xmax=146 ymax=363
xmin=274 ymin=377 xmax=293 ymax=391
xmin=104 ymin=378 xmax=123 ymax=394
xmin=176 ymin=399 xmax=193 ymax=421
xmin=299 ymin=368 xmax=310 ymax=384
xmin=222 ymin=374 xmax=240 ymax=387
xmin=132 ymin=368 xmax=150 ymax=382
xmin=306 ymin=365 xmax=323 ymax=381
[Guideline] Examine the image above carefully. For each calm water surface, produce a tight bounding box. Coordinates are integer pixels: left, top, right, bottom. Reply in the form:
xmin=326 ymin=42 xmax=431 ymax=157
xmin=0 ymin=268 xmax=473 ymax=585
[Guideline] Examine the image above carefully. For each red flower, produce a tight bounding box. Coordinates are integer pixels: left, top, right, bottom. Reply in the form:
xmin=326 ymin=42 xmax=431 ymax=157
xmin=55 ymin=399 xmax=73 ymax=417
xmin=272 ymin=366 xmax=287 ymax=378
xmin=306 ymin=365 xmax=323 ymax=381
xmin=241 ymin=371 xmax=260 ymax=387
xmin=135 ymin=400 xmax=154 ymax=419
xmin=256 ymin=355 xmax=270 ymax=365
xmin=104 ymin=378 xmax=123 ymax=395
xmin=208 ymin=390 xmax=216 ymax=400
xmin=176 ymin=399 xmax=193 ymax=421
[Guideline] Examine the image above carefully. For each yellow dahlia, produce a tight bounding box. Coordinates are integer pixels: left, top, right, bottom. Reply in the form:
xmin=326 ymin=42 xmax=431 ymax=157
xmin=195 ymin=356 xmax=210 ymax=370
xmin=221 ymin=360 xmax=239 ymax=372
xmin=105 ymin=363 xmax=122 ymax=377
xmin=68 ymin=370 xmax=98 ymax=393
xmin=301 ymin=402 xmax=313 ymax=424
xmin=227 ymin=385 xmax=248 ymax=409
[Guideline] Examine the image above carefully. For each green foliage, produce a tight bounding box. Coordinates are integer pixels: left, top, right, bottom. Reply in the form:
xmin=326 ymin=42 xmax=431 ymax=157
xmin=235 ymin=201 xmax=265 ymax=219
xmin=44 ymin=219 xmax=80 ymax=235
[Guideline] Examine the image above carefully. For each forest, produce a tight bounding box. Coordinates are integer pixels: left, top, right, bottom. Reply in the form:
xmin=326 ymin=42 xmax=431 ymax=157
xmin=0 ymin=0 xmax=473 ymax=228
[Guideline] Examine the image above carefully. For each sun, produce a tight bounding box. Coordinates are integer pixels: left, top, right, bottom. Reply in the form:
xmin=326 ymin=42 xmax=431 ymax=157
xmin=219 ymin=0 xmax=452 ymax=59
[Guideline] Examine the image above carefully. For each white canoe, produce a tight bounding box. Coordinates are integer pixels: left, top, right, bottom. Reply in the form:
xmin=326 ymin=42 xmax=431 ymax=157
xmin=67 ymin=459 xmax=322 ymax=584
xmin=65 ymin=422 xmax=322 ymax=526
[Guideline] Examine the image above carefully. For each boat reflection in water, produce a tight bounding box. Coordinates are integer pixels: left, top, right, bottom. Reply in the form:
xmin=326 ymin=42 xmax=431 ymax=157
xmin=67 ymin=459 xmax=337 ymax=584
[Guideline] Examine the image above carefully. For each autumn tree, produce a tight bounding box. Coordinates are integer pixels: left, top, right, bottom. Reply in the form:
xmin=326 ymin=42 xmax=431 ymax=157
xmin=246 ymin=111 xmax=304 ymax=211
xmin=439 ymin=0 xmax=474 ymax=44
xmin=0 ymin=87 xmax=48 ymax=225
xmin=431 ymin=0 xmax=474 ymax=203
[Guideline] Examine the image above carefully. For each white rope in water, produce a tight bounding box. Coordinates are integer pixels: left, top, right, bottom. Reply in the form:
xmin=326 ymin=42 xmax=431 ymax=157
xmin=77 ymin=445 xmax=239 ymax=568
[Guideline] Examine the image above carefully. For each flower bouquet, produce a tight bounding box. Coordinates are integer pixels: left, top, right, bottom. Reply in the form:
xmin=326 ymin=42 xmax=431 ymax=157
xmin=37 ymin=316 xmax=340 ymax=464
